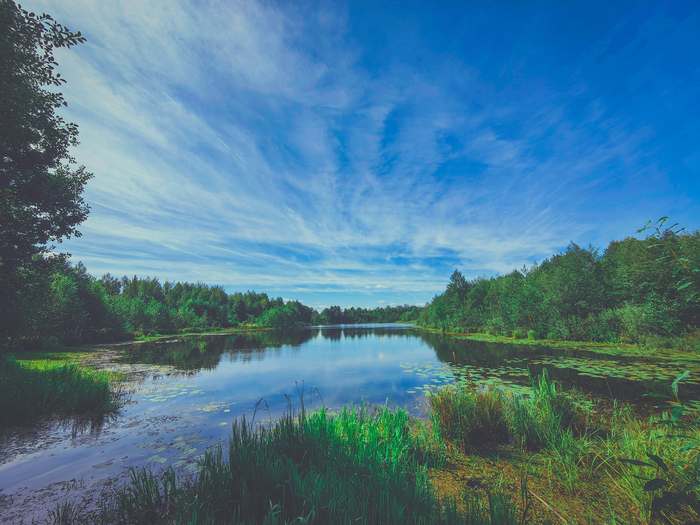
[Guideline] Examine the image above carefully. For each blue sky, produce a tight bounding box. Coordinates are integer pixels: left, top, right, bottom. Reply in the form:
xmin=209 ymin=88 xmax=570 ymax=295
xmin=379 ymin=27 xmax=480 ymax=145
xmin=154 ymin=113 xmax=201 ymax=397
xmin=28 ymin=0 xmax=699 ymax=310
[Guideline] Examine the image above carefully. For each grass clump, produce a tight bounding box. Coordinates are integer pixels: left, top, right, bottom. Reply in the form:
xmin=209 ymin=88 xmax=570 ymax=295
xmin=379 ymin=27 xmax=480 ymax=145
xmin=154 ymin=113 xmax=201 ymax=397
xmin=429 ymin=386 xmax=511 ymax=451
xmin=429 ymin=369 xmax=593 ymax=452
xmin=102 ymin=403 xmax=529 ymax=524
xmin=0 ymin=356 xmax=123 ymax=426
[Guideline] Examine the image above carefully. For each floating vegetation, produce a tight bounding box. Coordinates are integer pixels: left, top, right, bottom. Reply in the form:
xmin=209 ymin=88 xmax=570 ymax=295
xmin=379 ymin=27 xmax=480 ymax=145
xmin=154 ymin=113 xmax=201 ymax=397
xmin=399 ymin=345 xmax=700 ymax=404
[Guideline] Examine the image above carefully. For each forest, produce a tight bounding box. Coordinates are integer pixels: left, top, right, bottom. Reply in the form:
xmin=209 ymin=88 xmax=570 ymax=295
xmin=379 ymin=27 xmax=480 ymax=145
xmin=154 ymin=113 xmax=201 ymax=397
xmin=0 ymin=258 xmax=420 ymax=351
xmin=419 ymin=226 xmax=700 ymax=350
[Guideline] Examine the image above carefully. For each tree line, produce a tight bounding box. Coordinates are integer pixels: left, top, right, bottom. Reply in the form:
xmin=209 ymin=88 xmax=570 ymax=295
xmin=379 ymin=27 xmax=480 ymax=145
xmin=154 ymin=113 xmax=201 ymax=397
xmin=420 ymin=229 xmax=699 ymax=349
xmin=0 ymin=258 xmax=422 ymax=350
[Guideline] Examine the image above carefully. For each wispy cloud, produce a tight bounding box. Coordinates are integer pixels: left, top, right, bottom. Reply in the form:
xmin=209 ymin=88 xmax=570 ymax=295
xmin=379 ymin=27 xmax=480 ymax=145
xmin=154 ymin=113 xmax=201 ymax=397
xmin=27 ymin=0 xmax=700 ymax=307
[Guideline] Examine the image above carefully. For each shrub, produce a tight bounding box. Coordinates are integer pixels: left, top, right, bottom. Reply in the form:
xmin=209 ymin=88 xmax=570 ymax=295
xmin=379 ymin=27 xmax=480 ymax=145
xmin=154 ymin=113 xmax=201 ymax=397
xmin=527 ymin=330 xmax=535 ymax=340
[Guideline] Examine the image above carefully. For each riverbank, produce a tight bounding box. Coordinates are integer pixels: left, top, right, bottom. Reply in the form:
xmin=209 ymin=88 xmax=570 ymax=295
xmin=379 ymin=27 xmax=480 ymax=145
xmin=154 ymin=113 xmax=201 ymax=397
xmin=0 ymin=356 xmax=125 ymax=426
xmin=417 ymin=325 xmax=700 ymax=362
xmin=54 ymin=381 xmax=700 ymax=524
xmin=0 ymin=325 xmax=275 ymax=428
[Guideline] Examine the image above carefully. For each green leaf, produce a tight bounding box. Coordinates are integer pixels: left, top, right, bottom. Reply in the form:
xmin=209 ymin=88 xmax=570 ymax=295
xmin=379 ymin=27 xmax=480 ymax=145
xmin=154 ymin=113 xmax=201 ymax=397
xmin=672 ymin=371 xmax=690 ymax=395
xmin=643 ymin=478 xmax=667 ymax=491
xmin=680 ymin=442 xmax=700 ymax=453
xmin=646 ymin=454 xmax=669 ymax=472
xmin=643 ymin=392 xmax=673 ymax=399
xmin=672 ymin=406 xmax=685 ymax=421
xmin=619 ymin=458 xmax=654 ymax=468
xmin=651 ymin=492 xmax=682 ymax=511
xmin=678 ymin=282 xmax=693 ymax=290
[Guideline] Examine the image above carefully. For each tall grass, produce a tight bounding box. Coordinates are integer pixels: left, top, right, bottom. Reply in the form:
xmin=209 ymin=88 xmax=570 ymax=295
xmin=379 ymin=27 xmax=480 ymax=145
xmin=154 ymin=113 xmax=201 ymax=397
xmin=429 ymin=369 xmax=593 ymax=452
xmin=0 ymin=356 xmax=123 ymax=425
xmin=102 ymin=402 xmax=528 ymax=524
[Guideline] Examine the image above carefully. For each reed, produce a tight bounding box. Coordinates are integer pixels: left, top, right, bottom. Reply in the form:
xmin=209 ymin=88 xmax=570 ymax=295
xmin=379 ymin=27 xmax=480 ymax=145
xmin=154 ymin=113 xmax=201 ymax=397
xmin=104 ymin=402 xmax=527 ymax=524
xmin=429 ymin=369 xmax=593 ymax=453
xmin=0 ymin=356 xmax=123 ymax=425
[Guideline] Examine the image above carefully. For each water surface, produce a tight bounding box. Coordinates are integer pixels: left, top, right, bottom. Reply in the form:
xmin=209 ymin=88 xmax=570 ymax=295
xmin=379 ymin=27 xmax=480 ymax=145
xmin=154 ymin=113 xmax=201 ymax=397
xmin=1 ymin=324 xmax=698 ymax=523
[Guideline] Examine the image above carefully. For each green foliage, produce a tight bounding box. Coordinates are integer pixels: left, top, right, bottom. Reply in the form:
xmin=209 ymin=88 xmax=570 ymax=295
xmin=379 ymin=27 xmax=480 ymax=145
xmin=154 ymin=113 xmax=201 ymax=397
xmin=420 ymin=224 xmax=699 ymax=348
xmin=429 ymin=386 xmax=511 ymax=451
xmin=618 ymin=371 xmax=700 ymax=520
xmin=318 ymin=303 xmax=421 ymax=325
xmin=0 ymin=1 xmax=93 ymax=348
xmin=429 ymin=370 xmax=592 ymax=453
xmin=0 ymin=355 xmax=123 ymax=425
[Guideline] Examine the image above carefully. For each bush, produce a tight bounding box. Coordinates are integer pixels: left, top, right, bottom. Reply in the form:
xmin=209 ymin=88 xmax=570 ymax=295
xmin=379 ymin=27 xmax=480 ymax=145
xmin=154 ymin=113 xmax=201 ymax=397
xmin=527 ymin=330 xmax=535 ymax=340
xmin=513 ymin=329 xmax=525 ymax=339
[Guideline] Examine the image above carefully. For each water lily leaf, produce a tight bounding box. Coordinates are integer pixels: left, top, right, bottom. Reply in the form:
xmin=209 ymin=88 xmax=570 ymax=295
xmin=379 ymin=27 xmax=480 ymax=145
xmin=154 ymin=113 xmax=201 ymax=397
xmin=619 ymin=458 xmax=654 ymax=468
xmin=644 ymin=478 xmax=668 ymax=491
xmin=646 ymin=454 xmax=669 ymax=472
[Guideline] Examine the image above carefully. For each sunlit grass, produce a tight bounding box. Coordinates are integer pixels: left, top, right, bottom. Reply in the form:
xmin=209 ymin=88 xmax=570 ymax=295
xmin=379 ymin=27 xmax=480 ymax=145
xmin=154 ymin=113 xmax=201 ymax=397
xmin=0 ymin=356 xmax=124 ymax=425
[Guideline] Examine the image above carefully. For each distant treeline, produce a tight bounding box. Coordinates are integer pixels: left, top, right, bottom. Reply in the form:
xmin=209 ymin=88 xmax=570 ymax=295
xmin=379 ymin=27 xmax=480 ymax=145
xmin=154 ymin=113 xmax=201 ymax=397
xmin=318 ymin=304 xmax=422 ymax=325
xmin=420 ymin=231 xmax=700 ymax=349
xmin=1 ymin=261 xmax=421 ymax=351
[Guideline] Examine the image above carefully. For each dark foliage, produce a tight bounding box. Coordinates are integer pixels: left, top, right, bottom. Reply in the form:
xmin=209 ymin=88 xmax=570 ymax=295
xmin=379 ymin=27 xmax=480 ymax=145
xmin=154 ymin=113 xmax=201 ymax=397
xmin=1 ymin=0 xmax=92 ymax=348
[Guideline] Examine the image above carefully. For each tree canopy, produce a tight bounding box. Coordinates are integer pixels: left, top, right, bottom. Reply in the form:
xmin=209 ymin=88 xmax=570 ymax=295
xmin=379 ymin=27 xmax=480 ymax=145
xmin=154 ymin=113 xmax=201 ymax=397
xmin=1 ymin=0 xmax=92 ymax=346
xmin=0 ymin=0 xmax=91 ymax=268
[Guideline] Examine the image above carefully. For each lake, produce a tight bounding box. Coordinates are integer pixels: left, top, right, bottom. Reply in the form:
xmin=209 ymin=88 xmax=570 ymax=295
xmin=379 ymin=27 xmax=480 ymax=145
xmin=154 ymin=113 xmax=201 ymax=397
xmin=1 ymin=324 xmax=699 ymax=523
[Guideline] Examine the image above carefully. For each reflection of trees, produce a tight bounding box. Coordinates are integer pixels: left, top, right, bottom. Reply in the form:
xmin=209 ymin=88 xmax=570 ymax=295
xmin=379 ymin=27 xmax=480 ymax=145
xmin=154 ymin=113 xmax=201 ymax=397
xmin=117 ymin=329 xmax=317 ymax=371
xmin=119 ymin=337 xmax=226 ymax=370
xmin=315 ymin=325 xmax=417 ymax=340
xmin=418 ymin=331 xmax=542 ymax=367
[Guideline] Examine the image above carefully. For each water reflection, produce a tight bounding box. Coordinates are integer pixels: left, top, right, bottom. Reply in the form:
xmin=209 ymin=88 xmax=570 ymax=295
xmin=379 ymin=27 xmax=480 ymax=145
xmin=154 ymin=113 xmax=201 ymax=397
xmin=117 ymin=325 xmax=417 ymax=371
xmin=4 ymin=324 xmax=700 ymax=524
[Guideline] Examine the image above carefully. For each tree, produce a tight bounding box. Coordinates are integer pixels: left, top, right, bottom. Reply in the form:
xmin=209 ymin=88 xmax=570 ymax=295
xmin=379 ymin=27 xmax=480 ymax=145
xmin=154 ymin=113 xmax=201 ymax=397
xmin=1 ymin=1 xmax=92 ymax=346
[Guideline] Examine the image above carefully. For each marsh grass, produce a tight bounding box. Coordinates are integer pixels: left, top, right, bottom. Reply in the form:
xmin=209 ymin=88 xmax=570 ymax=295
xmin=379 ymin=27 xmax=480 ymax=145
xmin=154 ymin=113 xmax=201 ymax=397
xmin=428 ymin=371 xmax=700 ymax=522
xmin=429 ymin=369 xmax=594 ymax=453
xmin=0 ymin=356 xmax=123 ymax=425
xmin=102 ymin=402 xmax=528 ymax=524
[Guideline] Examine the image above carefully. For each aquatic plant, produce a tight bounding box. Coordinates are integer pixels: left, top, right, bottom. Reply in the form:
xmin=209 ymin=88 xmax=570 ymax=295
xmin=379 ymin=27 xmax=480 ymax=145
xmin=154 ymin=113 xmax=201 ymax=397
xmin=103 ymin=402 xmax=528 ymax=524
xmin=0 ymin=356 xmax=124 ymax=425
xmin=429 ymin=369 xmax=593 ymax=453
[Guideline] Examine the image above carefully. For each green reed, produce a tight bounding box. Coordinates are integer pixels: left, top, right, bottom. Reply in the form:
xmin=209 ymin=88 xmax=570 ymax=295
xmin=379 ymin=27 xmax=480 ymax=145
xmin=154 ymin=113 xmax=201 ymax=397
xmin=0 ymin=356 xmax=123 ymax=425
xmin=103 ymin=402 xmax=527 ymax=524
xmin=429 ymin=369 xmax=593 ymax=453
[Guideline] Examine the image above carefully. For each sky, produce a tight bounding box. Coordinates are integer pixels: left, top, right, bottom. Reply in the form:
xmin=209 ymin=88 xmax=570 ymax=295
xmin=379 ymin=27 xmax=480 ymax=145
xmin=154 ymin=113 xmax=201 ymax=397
xmin=25 ymin=0 xmax=700 ymax=310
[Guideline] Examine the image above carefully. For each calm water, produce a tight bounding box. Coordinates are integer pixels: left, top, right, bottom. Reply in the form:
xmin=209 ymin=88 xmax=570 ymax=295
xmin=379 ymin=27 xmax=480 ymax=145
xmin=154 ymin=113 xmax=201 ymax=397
xmin=1 ymin=324 xmax=699 ymax=523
